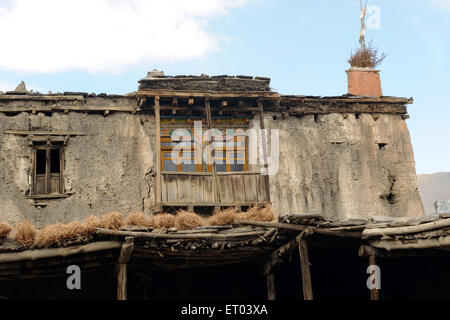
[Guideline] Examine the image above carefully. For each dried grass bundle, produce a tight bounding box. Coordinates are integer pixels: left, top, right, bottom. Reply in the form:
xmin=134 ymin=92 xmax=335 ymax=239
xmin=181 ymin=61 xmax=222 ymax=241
xmin=126 ymin=211 xmax=153 ymax=227
xmin=61 ymin=222 xmax=85 ymax=239
xmin=208 ymin=208 xmax=238 ymax=226
xmin=100 ymin=212 xmax=124 ymax=230
xmin=238 ymin=204 xmax=277 ymax=222
xmin=175 ymin=210 xmax=205 ymax=231
xmin=151 ymin=213 xmax=175 ymax=229
xmin=83 ymin=215 xmax=104 ymax=235
xmin=15 ymin=220 xmax=37 ymax=246
xmin=0 ymin=222 xmax=12 ymax=238
xmin=35 ymin=224 xmax=65 ymax=247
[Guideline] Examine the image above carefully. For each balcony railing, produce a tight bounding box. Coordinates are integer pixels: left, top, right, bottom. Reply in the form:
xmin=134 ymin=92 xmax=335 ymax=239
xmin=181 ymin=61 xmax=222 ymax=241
xmin=160 ymin=171 xmax=269 ymax=206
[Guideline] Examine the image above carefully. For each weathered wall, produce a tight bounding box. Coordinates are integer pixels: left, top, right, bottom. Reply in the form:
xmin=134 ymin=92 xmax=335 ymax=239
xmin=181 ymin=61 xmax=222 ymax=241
xmin=0 ymin=95 xmax=424 ymax=226
xmin=263 ymin=112 xmax=424 ymax=220
xmin=0 ymin=111 xmax=154 ymax=227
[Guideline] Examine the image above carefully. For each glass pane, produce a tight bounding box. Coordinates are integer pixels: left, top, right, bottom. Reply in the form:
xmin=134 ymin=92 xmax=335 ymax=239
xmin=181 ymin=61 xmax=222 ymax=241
xmin=229 ymin=163 xmax=244 ymax=172
xmin=163 ymin=159 xmax=177 ymax=172
xmin=36 ymin=150 xmax=46 ymax=174
xmin=215 ymin=163 xmax=227 ymax=172
xmin=181 ymin=163 xmax=196 ymax=172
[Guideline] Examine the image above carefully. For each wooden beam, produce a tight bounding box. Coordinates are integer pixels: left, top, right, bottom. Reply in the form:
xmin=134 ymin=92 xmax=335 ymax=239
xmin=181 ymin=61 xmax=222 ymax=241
xmin=155 ymin=96 xmax=162 ymax=206
xmin=298 ymin=239 xmax=313 ymax=300
xmin=234 ymin=220 xmax=362 ymax=238
xmin=0 ymin=241 xmax=122 ymax=263
xmin=362 ymin=219 xmax=450 ymax=238
xmin=137 ymin=89 xmax=281 ymax=99
xmin=117 ymin=237 xmax=134 ymax=301
xmin=97 ymin=228 xmax=266 ymax=240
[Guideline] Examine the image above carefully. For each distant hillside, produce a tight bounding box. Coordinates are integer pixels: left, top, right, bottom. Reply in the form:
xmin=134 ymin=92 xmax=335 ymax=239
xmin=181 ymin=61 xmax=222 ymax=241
xmin=417 ymin=172 xmax=450 ymax=214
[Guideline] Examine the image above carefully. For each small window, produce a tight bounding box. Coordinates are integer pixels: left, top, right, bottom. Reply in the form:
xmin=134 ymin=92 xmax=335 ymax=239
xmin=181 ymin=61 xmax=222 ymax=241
xmin=31 ymin=141 xmax=65 ymax=196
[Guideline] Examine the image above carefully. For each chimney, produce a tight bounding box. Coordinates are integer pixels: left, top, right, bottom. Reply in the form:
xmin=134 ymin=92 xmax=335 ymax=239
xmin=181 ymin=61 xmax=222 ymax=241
xmin=346 ymin=67 xmax=382 ymax=97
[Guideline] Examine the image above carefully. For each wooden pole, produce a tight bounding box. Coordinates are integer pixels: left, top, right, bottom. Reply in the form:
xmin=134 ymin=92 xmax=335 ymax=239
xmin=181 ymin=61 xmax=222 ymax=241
xmin=205 ymin=97 xmax=221 ymax=202
xmin=155 ymin=96 xmax=162 ymax=206
xmin=117 ymin=237 xmax=134 ymax=301
xmin=298 ymin=239 xmax=313 ymax=300
xmin=266 ymin=272 xmax=276 ymax=300
xmin=257 ymin=100 xmax=270 ymax=201
xmin=369 ymin=255 xmax=379 ymax=301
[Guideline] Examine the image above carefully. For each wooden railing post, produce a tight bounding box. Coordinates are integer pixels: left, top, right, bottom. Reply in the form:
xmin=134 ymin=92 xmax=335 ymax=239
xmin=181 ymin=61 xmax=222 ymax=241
xmin=117 ymin=237 xmax=134 ymax=301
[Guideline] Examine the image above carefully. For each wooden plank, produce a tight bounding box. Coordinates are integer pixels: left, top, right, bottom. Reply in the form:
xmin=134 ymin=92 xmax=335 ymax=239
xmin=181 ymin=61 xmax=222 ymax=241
xmin=218 ymin=175 xmax=233 ymax=203
xmin=166 ymin=175 xmax=178 ymax=202
xmin=243 ymin=174 xmax=258 ymax=203
xmin=231 ymin=175 xmax=246 ymax=203
xmin=257 ymin=175 xmax=269 ymax=202
xmin=298 ymin=239 xmax=313 ymax=300
xmin=177 ymin=175 xmax=190 ymax=203
xmin=49 ymin=174 xmax=60 ymax=194
xmin=161 ymin=174 xmax=168 ymax=202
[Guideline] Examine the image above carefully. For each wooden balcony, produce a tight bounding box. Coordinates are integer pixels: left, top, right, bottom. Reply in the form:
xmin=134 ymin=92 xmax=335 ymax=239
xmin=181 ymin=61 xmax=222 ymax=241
xmin=160 ymin=171 xmax=269 ymax=207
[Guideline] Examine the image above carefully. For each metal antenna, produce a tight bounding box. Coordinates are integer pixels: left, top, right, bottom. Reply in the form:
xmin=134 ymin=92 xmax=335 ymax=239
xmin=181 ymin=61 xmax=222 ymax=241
xmin=359 ymin=0 xmax=368 ymax=50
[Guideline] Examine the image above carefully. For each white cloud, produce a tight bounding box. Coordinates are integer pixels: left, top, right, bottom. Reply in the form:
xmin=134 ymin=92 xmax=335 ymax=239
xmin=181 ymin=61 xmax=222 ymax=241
xmin=432 ymin=0 xmax=450 ymax=10
xmin=0 ymin=0 xmax=247 ymax=73
xmin=0 ymin=81 xmax=17 ymax=92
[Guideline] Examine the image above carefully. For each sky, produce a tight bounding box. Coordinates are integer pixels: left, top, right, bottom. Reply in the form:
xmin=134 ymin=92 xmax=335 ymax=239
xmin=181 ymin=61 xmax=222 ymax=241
xmin=0 ymin=0 xmax=449 ymax=174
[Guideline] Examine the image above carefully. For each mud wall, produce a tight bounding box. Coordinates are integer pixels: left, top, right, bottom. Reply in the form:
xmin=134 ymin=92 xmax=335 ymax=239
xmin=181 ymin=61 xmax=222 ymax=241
xmin=0 ymin=97 xmax=424 ymax=226
xmin=0 ymin=110 xmax=154 ymax=227
xmin=264 ymin=112 xmax=424 ymax=220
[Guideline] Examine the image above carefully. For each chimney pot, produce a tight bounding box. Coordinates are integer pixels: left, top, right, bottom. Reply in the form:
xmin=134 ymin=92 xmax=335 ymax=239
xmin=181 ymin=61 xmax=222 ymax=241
xmin=346 ymin=68 xmax=382 ymax=97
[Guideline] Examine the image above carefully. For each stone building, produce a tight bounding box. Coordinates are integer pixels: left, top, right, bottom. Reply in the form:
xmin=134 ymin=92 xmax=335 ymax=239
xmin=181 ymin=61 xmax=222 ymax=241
xmin=0 ymin=71 xmax=424 ymax=227
xmin=2 ymin=70 xmax=448 ymax=301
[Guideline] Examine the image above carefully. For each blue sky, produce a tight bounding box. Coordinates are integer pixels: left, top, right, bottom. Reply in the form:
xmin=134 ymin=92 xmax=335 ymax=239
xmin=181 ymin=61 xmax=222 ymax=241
xmin=0 ymin=0 xmax=449 ymax=174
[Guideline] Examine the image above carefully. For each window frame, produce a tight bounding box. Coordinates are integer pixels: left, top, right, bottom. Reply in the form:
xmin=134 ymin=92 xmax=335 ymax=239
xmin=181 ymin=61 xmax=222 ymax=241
xmin=30 ymin=141 xmax=65 ymax=197
xmin=160 ymin=119 xmax=249 ymax=173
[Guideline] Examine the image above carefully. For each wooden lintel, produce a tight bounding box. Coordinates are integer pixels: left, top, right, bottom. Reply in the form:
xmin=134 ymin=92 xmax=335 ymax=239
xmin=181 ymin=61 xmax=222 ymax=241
xmin=137 ymin=89 xmax=281 ymax=99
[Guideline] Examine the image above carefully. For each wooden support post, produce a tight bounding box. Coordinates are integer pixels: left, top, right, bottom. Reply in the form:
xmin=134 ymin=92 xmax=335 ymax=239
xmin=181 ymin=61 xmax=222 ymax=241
xmin=205 ymin=97 xmax=222 ymax=203
xmin=258 ymin=100 xmax=271 ymax=201
xmin=266 ymin=273 xmax=276 ymax=301
xmin=369 ymin=255 xmax=380 ymax=301
xmin=298 ymin=239 xmax=313 ymax=300
xmin=155 ymin=96 xmax=162 ymax=206
xmin=117 ymin=237 xmax=134 ymax=301
xmin=263 ymin=259 xmax=277 ymax=301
